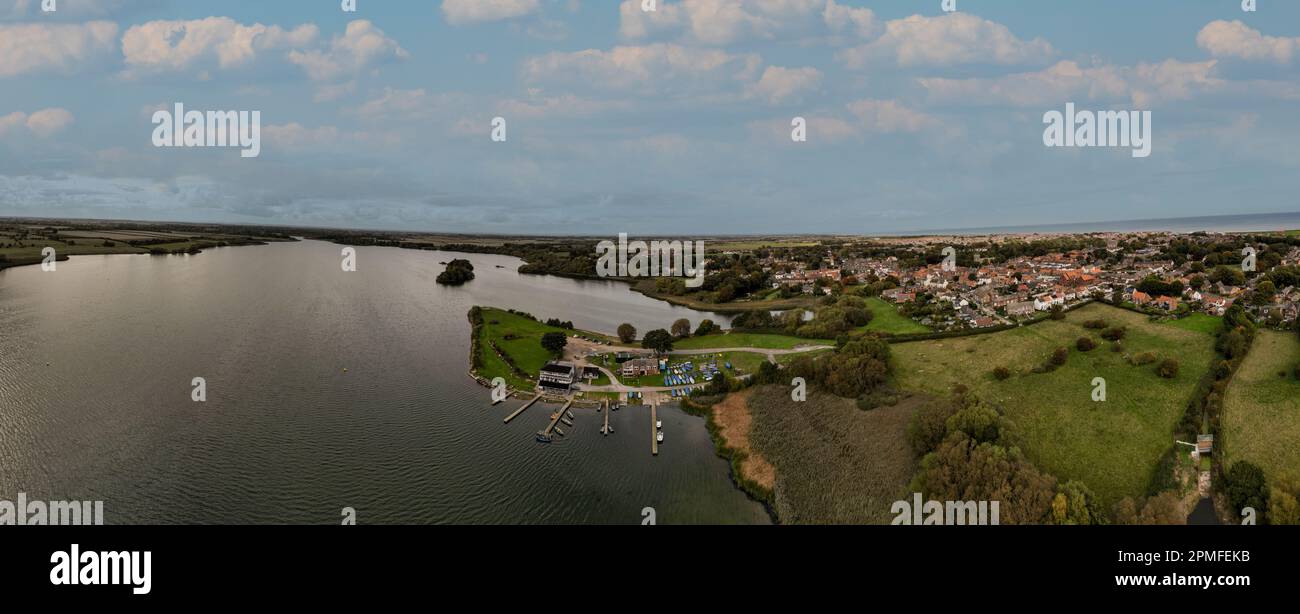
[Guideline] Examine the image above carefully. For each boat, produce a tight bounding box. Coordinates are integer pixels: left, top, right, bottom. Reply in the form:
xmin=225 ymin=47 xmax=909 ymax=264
xmin=561 ymin=417 xmax=573 ymax=426
xmin=656 ymin=420 xmax=662 ymax=429
xmin=565 ymin=410 xmax=574 ymax=420
xmin=656 ymin=432 xmax=664 ymax=443
xmin=536 ymin=434 xmax=552 ymax=443
xmin=555 ymin=427 xmax=565 ymax=436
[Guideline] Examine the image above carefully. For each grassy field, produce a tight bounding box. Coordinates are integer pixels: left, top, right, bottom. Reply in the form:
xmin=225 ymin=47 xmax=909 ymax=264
xmin=1223 ymin=330 xmax=1300 ymax=485
xmin=675 ymin=331 xmax=831 ymax=350
xmin=890 ymin=302 xmax=1217 ymax=508
xmin=1164 ymin=313 xmax=1222 ymax=335
xmin=473 ymin=307 xmax=580 ymax=391
xmin=861 ymin=297 xmax=931 ymax=335
xmin=744 ymin=386 xmax=920 ymax=524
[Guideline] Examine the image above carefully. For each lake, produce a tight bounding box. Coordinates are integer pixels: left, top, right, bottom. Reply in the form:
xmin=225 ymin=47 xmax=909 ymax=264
xmin=0 ymin=239 xmax=768 ymax=524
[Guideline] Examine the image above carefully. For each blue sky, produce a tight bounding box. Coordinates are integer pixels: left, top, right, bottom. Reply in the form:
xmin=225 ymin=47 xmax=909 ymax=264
xmin=2 ymin=0 xmax=1299 ymax=234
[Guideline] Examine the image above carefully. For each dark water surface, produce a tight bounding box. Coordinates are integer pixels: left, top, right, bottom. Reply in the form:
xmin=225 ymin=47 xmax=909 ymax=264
xmin=0 ymin=240 xmax=768 ymax=524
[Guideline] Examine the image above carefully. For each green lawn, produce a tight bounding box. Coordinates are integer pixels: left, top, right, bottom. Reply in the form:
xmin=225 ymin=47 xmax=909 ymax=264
xmin=1163 ymin=313 xmax=1222 ymax=335
xmin=861 ymin=297 xmax=931 ymax=335
xmin=890 ymin=302 xmax=1216 ymax=508
xmin=675 ymin=331 xmax=831 ymax=350
xmin=1223 ymin=330 xmax=1300 ymax=485
xmin=475 ymin=307 xmax=570 ymax=391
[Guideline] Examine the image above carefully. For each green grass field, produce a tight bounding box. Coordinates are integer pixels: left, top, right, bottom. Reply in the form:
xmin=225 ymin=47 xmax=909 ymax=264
xmin=890 ymin=302 xmax=1217 ymax=508
xmin=674 ymin=331 xmax=831 ymax=350
xmin=1163 ymin=313 xmax=1222 ymax=335
xmin=1223 ymin=330 xmax=1300 ymax=485
xmin=474 ymin=308 xmax=571 ymax=390
xmin=861 ymin=297 xmax=931 ymax=335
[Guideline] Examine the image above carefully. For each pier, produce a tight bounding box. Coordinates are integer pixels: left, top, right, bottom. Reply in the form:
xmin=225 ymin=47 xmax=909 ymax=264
xmin=601 ymin=399 xmax=612 ymax=435
xmin=538 ymin=398 xmax=574 ymax=439
xmin=650 ymin=403 xmax=658 ymax=456
xmin=502 ymin=394 xmax=542 ymax=424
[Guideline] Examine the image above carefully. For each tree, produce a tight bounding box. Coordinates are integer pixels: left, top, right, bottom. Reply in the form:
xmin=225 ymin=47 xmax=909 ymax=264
xmin=540 ymin=332 xmax=567 ymax=358
xmin=1268 ymin=487 xmax=1300 ymax=525
xmin=694 ymin=319 xmax=716 ymax=336
xmin=906 ymin=398 xmax=957 ymax=456
xmin=616 ymin=323 xmax=636 ymax=344
xmin=1076 ymin=337 xmax=1096 ymax=352
xmin=1225 ymin=462 xmax=1269 ymax=520
xmin=641 ymin=329 xmax=674 ymax=354
xmin=436 ymin=259 xmax=476 ymax=286
xmin=671 ymin=318 xmax=691 ymax=338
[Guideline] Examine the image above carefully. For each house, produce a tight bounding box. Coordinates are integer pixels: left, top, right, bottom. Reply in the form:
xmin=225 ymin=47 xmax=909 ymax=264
xmin=1131 ymin=290 xmax=1152 ymax=305
xmin=1154 ymin=295 xmax=1180 ymax=311
xmin=621 ymin=358 xmax=660 ymax=377
xmin=1007 ymin=301 xmax=1035 ymax=317
xmin=538 ymin=362 xmax=576 ymax=391
xmin=1197 ymin=434 xmax=1214 ymax=456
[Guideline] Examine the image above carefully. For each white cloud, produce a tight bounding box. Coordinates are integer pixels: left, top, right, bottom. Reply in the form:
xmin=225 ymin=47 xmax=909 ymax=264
xmin=522 ymin=43 xmax=761 ymax=94
xmin=747 ymin=65 xmax=822 ymax=105
xmin=846 ymin=99 xmax=935 ymax=133
xmin=619 ymin=0 xmax=831 ymax=45
xmin=497 ymin=93 xmax=633 ymax=118
xmin=0 ymin=107 xmax=74 ymax=137
xmin=442 ymin=0 xmax=540 ymax=26
xmin=1197 ymin=20 xmax=1298 ymax=64
xmin=121 ymin=17 xmax=318 ymax=75
xmin=822 ymin=0 xmax=879 ymax=39
xmin=0 ymin=21 xmax=117 ymax=78
xmin=286 ymin=20 xmax=408 ymax=81
xmin=918 ymin=59 xmax=1221 ymax=108
xmin=838 ymin=13 xmax=1053 ymax=68
xmin=1 ymin=0 xmax=156 ymax=20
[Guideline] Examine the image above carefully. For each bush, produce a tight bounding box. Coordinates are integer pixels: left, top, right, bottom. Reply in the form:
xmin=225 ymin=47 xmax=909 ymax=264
xmin=1050 ymin=346 xmax=1069 ymax=366
xmin=1111 ymin=341 xmax=1124 ymax=353
xmin=1083 ymin=319 xmax=1108 ymax=329
xmin=1157 ymin=358 xmax=1180 ymax=379
xmin=992 ymin=366 xmax=1011 ymax=380
xmin=1101 ymin=327 xmax=1127 ymax=341
xmin=1076 ymin=337 xmax=1096 ymax=352
xmin=856 ymin=387 xmax=899 ymax=411
xmin=1132 ymin=351 xmax=1158 ymax=366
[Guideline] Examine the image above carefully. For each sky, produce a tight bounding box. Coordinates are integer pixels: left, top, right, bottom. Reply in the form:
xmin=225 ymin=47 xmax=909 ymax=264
xmin=1 ymin=0 xmax=1299 ymax=235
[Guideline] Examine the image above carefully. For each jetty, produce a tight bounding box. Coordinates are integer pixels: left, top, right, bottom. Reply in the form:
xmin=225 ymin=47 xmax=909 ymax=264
xmin=502 ymin=394 xmax=542 ymax=424
xmin=538 ymin=398 xmax=574 ymax=439
xmin=650 ymin=403 xmax=658 ymax=456
xmin=600 ymin=399 xmax=613 ymax=435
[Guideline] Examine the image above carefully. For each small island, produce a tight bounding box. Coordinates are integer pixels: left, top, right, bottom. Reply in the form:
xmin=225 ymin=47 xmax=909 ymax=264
xmin=436 ymin=259 xmax=476 ymax=285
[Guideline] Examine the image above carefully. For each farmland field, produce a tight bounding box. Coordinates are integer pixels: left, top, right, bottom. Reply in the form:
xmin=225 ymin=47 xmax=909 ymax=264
xmin=890 ymin=302 xmax=1217 ymax=507
xmin=1223 ymin=330 xmax=1300 ymax=485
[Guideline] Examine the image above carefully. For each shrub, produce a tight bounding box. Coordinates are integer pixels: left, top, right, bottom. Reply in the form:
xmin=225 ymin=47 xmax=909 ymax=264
xmin=1050 ymin=346 xmax=1069 ymax=366
xmin=1132 ymin=351 xmax=1158 ymax=366
xmin=992 ymin=366 xmax=1011 ymax=380
xmin=1101 ymin=327 xmax=1127 ymax=341
xmin=1076 ymin=337 xmax=1096 ymax=352
xmin=1083 ymin=319 xmax=1108 ymax=329
xmin=1111 ymin=341 xmax=1124 ymax=353
xmin=1157 ymin=358 xmax=1179 ymax=379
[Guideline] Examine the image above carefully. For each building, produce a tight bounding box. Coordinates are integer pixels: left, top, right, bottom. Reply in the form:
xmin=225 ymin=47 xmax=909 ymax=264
xmin=538 ymin=361 xmax=575 ymax=391
xmin=1197 ymin=434 xmax=1214 ymax=456
xmin=1007 ymin=300 xmax=1035 ymax=317
xmin=621 ymin=358 xmax=660 ymax=377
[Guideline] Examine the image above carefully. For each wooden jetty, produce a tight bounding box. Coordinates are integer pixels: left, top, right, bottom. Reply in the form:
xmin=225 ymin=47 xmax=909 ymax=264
xmin=601 ymin=399 xmax=613 ymax=435
xmin=650 ymin=403 xmax=659 ymax=456
xmin=502 ymin=394 xmax=542 ymax=424
xmin=538 ymin=398 xmax=574 ymax=439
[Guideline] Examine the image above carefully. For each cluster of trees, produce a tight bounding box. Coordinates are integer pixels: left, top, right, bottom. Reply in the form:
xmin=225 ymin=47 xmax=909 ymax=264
xmin=544 ymin=318 xmax=574 ymax=329
xmin=1136 ymin=275 xmax=1184 ymax=297
xmin=906 ymin=393 xmax=1104 ymax=524
xmin=540 ymin=332 xmax=567 ymax=358
xmin=436 ymin=259 xmax=475 ymax=285
xmin=786 ymin=335 xmax=891 ymax=400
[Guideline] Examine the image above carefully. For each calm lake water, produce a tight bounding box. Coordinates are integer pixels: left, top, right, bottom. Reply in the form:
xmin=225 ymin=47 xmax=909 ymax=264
xmin=0 ymin=239 xmax=768 ymax=524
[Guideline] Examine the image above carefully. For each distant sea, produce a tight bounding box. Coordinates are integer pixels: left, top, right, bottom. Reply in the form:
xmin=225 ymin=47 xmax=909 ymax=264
xmin=898 ymin=211 xmax=1300 ymax=237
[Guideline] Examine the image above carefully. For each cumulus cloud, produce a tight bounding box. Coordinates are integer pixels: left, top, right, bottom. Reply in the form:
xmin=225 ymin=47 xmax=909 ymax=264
xmin=0 ymin=0 xmax=159 ymax=20
xmin=121 ymin=17 xmax=318 ymax=75
xmin=619 ymin=0 xmax=836 ymax=45
xmin=0 ymin=108 xmax=74 ymax=137
xmin=838 ymin=13 xmax=1053 ymax=68
xmin=522 ymin=43 xmax=761 ymax=94
xmin=845 ymin=99 xmax=936 ymax=133
xmin=441 ymin=0 xmax=540 ymax=25
xmin=0 ymin=21 xmax=117 ymax=78
xmin=1197 ymin=20 xmax=1299 ymax=64
xmin=918 ymin=59 xmax=1221 ymax=108
xmin=747 ymin=66 xmax=823 ymax=105
xmin=286 ymin=20 xmax=408 ymax=81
